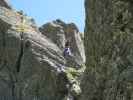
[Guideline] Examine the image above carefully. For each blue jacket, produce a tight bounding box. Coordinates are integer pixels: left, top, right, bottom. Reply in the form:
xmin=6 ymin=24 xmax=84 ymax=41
xmin=63 ymin=47 xmax=72 ymax=56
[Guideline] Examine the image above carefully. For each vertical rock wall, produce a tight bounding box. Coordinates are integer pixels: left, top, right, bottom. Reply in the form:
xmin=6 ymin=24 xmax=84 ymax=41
xmin=81 ymin=0 xmax=133 ymax=100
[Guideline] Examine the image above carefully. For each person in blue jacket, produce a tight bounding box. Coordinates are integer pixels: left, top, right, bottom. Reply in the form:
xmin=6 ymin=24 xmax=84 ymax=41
xmin=63 ymin=41 xmax=72 ymax=57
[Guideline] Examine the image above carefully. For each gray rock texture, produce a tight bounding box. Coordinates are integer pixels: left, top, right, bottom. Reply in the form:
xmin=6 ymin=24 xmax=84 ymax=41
xmin=0 ymin=5 xmax=85 ymax=100
xmin=81 ymin=0 xmax=133 ymax=100
xmin=0 ymin=0 xmax=11 ymax=9
xmin=39 ymin=19 xmax=86 ymax=65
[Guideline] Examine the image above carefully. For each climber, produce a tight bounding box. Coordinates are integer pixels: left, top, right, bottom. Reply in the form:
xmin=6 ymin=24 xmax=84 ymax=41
xmin=63 ymin=41 xmax=72 ymax=57
xmin=63 ymin=41 xmax=81 ymax=68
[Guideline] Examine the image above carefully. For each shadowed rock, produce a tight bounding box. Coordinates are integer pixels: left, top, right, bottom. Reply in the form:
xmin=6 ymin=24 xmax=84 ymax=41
xmin=0 ymin=0 xmax=11 ymax=9
xmin=81 ymin=0 xmax=133 ymax=100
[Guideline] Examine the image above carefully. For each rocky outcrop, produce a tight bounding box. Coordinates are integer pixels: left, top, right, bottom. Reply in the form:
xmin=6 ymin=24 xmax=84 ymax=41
xmin=0 ymin=4 xmax=85 ymax=100
xmin=0 ymin=0 xmax=11 ymax=9
xmin=39 ymin=19 xmax=85 ymax=66
xmin=81 ymin=0 xmax=133 ymax=100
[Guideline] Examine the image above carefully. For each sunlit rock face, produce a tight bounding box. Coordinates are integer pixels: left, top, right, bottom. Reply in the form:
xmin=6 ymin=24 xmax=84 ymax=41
xmin=0 ymin=3 xmax=85 ymax=100
xmin=81 ymin=0 xmax=133 ymax=100
xmin=39 ymin=19 xmax=86 ymax=65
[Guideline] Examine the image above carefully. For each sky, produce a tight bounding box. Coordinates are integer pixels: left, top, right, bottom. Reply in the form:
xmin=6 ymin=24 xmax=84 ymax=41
xmin=10 ymin=0 xmax=85 ymax=32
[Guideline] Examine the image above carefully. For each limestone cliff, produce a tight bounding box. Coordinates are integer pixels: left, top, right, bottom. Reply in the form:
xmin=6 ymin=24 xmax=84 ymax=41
xmin=0 ymin=3 xmax=85 ymax=100
xmin=81 ymin=0 xmax=133 ymax=100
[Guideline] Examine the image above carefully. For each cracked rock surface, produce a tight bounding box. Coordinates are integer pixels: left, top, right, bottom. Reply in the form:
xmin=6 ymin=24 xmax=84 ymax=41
xmin=0 ymin=3 xmax=85 ymax=100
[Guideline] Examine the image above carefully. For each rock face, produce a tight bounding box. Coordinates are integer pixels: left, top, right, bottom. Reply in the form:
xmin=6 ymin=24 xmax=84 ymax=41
xmin=39 ymin=19 xmax=86 ymax=67
xmin=0 ymin=4 xmax=85 ymax=100
xmin=0 ymin=0 xmax=11 ymax=9
xmin=81 ymin=0 xmax=133 ymax=100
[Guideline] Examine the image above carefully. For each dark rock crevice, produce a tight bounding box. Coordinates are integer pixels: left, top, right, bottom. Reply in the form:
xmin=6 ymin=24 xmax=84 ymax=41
xmin=15 ymin=32 xmax=24 ymax=73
